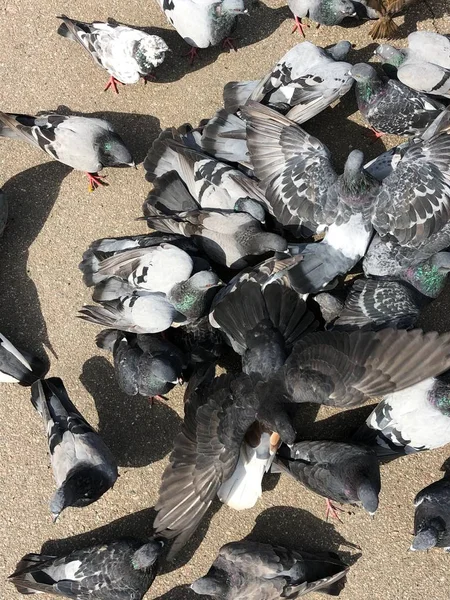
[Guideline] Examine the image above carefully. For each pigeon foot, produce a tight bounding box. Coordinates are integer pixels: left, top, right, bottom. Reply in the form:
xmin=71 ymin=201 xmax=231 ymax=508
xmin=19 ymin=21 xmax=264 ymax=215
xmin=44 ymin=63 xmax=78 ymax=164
xmin=222 ymin=37 xmax=237 ymax=52
xmin=325 ymin=498 xmax=344 ymax=523
xmin=149 ymin=394 xmax=169 ymax=406
xmin=87 ymin=172 xmax=108 ymax=192
xmin=104 ymin=76 xmax=125 ymax=94
xmin=185 ymin=46 xmax=200 ymax=64
xmin=292 ymin=16 xmax=307 ymax=36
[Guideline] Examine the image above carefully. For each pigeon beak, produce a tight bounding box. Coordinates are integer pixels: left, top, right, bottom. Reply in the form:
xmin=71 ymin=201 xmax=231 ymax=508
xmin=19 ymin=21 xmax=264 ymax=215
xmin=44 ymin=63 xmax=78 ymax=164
xmin=51 ymin=512 xmax=60 ymax=524
xmin=128 ymin=161 xmax=137 ymax=169
xmin=177 ymin=377 xmax=184 ymax=385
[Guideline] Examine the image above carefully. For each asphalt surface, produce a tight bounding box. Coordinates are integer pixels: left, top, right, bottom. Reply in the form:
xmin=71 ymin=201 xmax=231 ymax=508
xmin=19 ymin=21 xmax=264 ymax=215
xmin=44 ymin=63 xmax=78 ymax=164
xmin=1 ymin=1 xmax=450 ymax=599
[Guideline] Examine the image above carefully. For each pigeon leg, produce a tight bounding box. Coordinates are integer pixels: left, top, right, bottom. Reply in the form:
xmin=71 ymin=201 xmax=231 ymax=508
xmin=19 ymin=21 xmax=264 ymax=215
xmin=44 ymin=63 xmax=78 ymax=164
xmin=292 ymin=16 xmax=307 ymax=36
xmin=222 ymin=37 xmax=238 ymax=52
xmin=86 ymin=172 xmax=108 ymax=192
xmin=104 ymin=76 xmax=125 ymax=94
xmin=185 ymin=46 xmax=200 ymax=64
xmin=325 ymin=498 xmax=344 ymax=523
xmin=366 ymin=126 xmax=385 ymax=142
xmin=142 ymin=73 xmax=157 ymax=85
xmin=149 ymin=395 xmax=169 ymax=406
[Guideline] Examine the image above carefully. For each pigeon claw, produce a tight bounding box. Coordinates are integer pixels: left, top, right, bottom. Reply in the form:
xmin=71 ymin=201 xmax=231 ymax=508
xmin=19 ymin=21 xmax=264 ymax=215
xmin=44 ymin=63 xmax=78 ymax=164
xmin=325 ymin=498 xmax=344 ymax=523
xmin=292 ymin=16 xmax=307 ymax=37
xmin=86 ymin=172 xmax=108 ymax=192
xmin=104 ymin=76 xmax=125 ymax=94
xmin=222 ymin=37 xmax=237 ymax=52
xmin=185 ymin=46 xmax=200 ymax=65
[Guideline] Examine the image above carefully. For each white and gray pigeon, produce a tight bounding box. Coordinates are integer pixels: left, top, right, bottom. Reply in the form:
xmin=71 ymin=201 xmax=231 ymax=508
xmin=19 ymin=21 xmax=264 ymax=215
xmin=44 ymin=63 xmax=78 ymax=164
xmin=411 ymin=474 xmax=450 ymax=552
xmin=156 ymin=0 xmax=247 ymax=63
xmin=288 ymin=0 xmax=356 ymax=37
xmin=353 ymin=371 xmax=450 ymax=458
xmin=96 ymin=328 xmax=185 ymax=402
xmin=0 ymin=111 xmax=134 ymax=191
xmin=350 ymin=63 xmax=445 ymax=137
xmin=191 ymin=540 xmax=349 ymax=598
xmin=0 ymin=332 xmax=47 ymax=385
xmin=78 ymin=241 xmax=222 ymax=332
xmin=375 ymin=44 xmax=450 ymax=99
xmin=8 ymin=538 xmax=163 ymax=599
xmin=223 ymin=40 xmax=354 ymax=124
xmin=57 ymin=16 xmax=170 ymax=93
xmin=31 ymin=377 xmax=118 ymax=521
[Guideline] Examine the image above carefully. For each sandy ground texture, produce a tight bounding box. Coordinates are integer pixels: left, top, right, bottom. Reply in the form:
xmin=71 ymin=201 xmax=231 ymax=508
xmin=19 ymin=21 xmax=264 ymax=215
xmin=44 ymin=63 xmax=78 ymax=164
xmin=1 ymin=0 xmax=450 ymax=599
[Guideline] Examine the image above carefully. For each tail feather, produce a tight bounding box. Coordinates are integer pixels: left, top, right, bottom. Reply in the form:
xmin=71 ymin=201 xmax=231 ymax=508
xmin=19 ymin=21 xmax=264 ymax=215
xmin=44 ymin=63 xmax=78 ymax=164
xmin=144 ymin=211 xmax=188 ymax=236
xmin=369 ymin=15 xmax=399 ymax=39
xmin=143 ymin=171 xmax=199 ymax=216
xmin=223 ymin=80 xmax=259 ymax=114
xmin=92 ymin=278 xmax=134 ymax=302
xmin=0 ymin=333 xmax=47 ymax=385
xmin=144 ymin=128 xmax=197 ymax=189
xmin=78 ymin=304 xmax=122 ymax=328
xmin=56 ymin=15 xmax=88 ymax=41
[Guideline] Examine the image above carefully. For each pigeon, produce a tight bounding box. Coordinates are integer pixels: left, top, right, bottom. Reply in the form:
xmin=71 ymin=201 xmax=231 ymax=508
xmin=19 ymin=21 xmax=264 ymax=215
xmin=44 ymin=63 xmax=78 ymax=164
xmin=143 ymin=183 xmax=287 ymax=269
xmin=154 ymin=368 xmax=288 ymax=558
xmin=0 ymin=187 xmax=8 ymax=237
xmin=155 ymin=0 xmax=247 ymax=63
xmin=350 ymin=63 xmax=445 ymax=137
xmin=353 ymin=371 xmax=450 ymax=459
xmin=30 ymin=377 xmax=118 ymax=521
xmin=406 ymin=31 xmax=450 ymax=70
xmin=311 ymin=291 xmax=346 ymax=327
xmin=96 ymin=329 xmax=185 ymax=402
xmin=411 ymin=475 xmax=450 ymax=551
xmin=280 ymin=328 xmax=450 ymax=409
xmin=0 ymin=332 xmax=47 ymax=385
xmin=223 ymin=41 xmax=354 ymax=124
xmin=273 ymin=441 xmax=381 ymax=518
xmin=200 ymin=109 xmax=250 ymax=167
xmin=353 ymin=0 xmax=417 ymax=40
xmin=191 ymin=540 xmax=349 ymax=598
xmin=8 ymin=538 xmax=163 ymax=599
xmin=0 ymin=112 xmax=134 ymax=191
xmin=375 ymin=44 xmax=450 ymax=98
xmin=77 ymin=231 xmax=200 ymax=255
xmin=57 ymin=16 xmax=169 ymax=93
xmin=288 ymin=0 xmax=356 ymax=37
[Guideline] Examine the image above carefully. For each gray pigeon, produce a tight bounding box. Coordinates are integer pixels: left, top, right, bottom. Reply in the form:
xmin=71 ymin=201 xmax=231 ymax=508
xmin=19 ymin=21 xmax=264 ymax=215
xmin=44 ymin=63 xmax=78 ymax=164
xmin=273 ymin=440 xmax=381 ymax=517
xmin=31 ymin=377 xmax=118 ymax=521
xmin=375 ymin=44 xmax=450 ymax=98
xmin=8 ymin=538 xmax=163 ymax=599
xmin=223 ymin=40 xmax=354 ymax=124
xmin=200 ymin=109 xmax=250 ymax=167
xmin=57 ymin=16 xmax=169 ymax=93
xmin=96 ymin=328 xmax=185 ymax=402
xmin=353 ymin=371 xmax=450 ymax=458
xmin=288 ymin=0 xmax=356 ymax=37
xmin=0 ymin=332 xmax=47 ymax=385
xmin=0 ymin=187 xmax=8 ymax=237
xmin=411 ymin=475 xmax=450 ymax=551
xmin=156 ymin=0 xmax=247 ymax=63
xmin=350 ymin=63 xmax=444 ymax=137
xmin=191 ymin=540 xmax=349 ymax=598
xmin=0 ymin=111 xmax=134 ymax=191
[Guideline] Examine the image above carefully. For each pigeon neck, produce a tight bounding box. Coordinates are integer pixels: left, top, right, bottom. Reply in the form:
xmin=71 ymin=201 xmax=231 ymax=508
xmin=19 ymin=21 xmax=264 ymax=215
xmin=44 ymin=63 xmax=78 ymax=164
xmin=356 ymin=77 xmax=383 ymax=105
xmin=402 ymin=261 xmax=448 ymax=298
xmin=428 ymin=379 xmax=450 ymax=416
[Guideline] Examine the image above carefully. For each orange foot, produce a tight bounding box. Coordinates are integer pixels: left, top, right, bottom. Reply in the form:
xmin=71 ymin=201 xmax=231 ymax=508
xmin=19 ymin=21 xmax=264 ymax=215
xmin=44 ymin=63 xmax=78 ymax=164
xmin=149 ymin=394 xmax=168 ymax=406
xmin=325 ymin=498 xmax=344 ymax=523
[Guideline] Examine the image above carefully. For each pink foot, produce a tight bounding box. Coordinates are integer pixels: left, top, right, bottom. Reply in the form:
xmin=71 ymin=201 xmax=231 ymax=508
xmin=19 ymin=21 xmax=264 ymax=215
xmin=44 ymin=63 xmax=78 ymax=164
xmin=292 ymin=16 xmax=307 ymax=37
xmin=325 ymin=498 xmax=344 ymax=523
xmin=149 ymin=394 xmax=168 ymax=406
xmin=222 ymin=37 xmax=237 ymax=52
xmin=86 ymin=172 xmax=108 ymax=192
xmin=185 ymin=46 xmax=200 ymax=65
xmin=366 ymin=126 xmax=385 ymax=143
xmin=104 ymin=76 xmax=125 ymax=94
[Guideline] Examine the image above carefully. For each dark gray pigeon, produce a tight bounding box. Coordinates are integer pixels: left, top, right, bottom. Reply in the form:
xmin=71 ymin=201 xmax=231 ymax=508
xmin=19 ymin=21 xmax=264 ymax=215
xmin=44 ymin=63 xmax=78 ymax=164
xmin=57 ymin=16 xmax=169 ymax=93
xmin=191 ymin=540 xmax=349 ymax=598
xmin=353 ymin=371 xmax=450 ymax=458
xmin=155 ymin=0 xmax=247 ymax=63
xmin=411 ymin=475 xmax=450 ymax=552
xmin=8 ymin=538 xmax=163 ymax=599
xmin=288 ymin=0 xmax=356 ymax=37
xmin=0 ymin=332 xmax=47 ymax=385
xmin=350 ymin=63 xmax=444 ymax=137
xmin=0 ymin=111 xmax=134 ymax=191
xmin=31 ymin=377 xmax=118 ymax=521
xmin=0 ymin=187 xmax=8 ymax=237
xmin=273 ymin=441 xmax=381 ymax=518
xmin=96 ymin=329 xmax=185 ymax=402
xmin=223 ymin=40 xmax=353 ymax=124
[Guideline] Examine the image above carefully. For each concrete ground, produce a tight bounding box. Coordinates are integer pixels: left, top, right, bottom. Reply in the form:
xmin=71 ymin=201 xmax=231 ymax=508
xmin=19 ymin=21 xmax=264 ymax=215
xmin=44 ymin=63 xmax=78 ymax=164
xmin=1 ymin=0 xmax=450 ymax=598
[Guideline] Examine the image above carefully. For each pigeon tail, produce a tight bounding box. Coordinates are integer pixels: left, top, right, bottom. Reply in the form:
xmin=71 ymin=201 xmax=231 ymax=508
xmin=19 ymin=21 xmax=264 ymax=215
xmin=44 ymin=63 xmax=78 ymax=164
xmin=143 ymin=171 xmax=199 ymax=217
xmin=96 ymin=328 xmax=121 ymax=352
xmin=201 ymin=109 xmax=249 ymax=165
xmin=0 ymin=333 xmax=47 ymax=385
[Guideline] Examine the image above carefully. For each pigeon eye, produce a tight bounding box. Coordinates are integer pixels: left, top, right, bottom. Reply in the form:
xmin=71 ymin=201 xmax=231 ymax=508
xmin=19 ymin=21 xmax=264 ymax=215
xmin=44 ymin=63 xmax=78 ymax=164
xmin=104 ymin=142 xmax=112 ymax=152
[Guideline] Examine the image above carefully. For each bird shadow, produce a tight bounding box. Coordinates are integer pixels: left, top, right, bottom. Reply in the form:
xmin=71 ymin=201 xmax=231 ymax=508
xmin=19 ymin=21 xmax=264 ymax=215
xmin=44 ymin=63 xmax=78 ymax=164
xmin=245 ymin=506 xmax=361 ymax=564
xmin=49 ymin=105 xmax=161 ymax=166
xmin=106 ymin=3 xmax=291 ymax=82
xmin=80 ymin=356 xmax=182 ymax=468
xmin=0 ymin=161 xmax=71 ymax=363
xmin=154 ymin=585 xmax=198 ymax=600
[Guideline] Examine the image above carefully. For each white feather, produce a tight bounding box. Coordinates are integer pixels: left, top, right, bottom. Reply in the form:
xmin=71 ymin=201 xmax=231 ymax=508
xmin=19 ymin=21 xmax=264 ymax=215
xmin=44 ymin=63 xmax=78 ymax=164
xmin=324 ymin=214 xmax=372 ymax=260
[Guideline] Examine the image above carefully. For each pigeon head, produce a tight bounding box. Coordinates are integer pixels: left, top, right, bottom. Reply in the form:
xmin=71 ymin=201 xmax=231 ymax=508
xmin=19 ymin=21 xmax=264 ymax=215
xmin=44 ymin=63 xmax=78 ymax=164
xmin=168 ymin=271 xmax=222 ymax=319
xmin=191 ymin=573 xmax=228 ymax=597
xmin=133 ymin=36 xmax=170 ymax=73
xmin=326 ymin=40 xmax=352 ymax=61
xmin=411 ymin=526 xmax=440 ymax=551
xmin=50 ymin=467 xmax=113 ymax=520
xmin=403 ymin=252 xmax=450 ymax=298
xmin=333 ymin=0 xmax=357 ymax=18
xmin=234 ymin=198 xmax=266 ymax=223
xmin=145 ymin=356 xmax=182 ymax=388
xmin=341 ymin=150 xmax=379 ymax=207
xmin=248 ymin=233 xmax=288 ymax=255
xmin=97 ymin=132 xmax=135 ymax=168
xmin=131 ymin=541 xmax=164 ymax=571
xmin=350 ymin=63 xmax=378 ymax=83
xmin=217 ymin=0 xmax=247 ymax=15
xmin=375 ymin=44 xmax=405 ymax=68
xmin=357 ymin=478 xmax=379 ymax=515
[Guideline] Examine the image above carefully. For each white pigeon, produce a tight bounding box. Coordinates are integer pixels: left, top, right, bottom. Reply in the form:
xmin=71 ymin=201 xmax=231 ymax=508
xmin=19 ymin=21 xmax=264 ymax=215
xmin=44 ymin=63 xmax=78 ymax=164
xmin=57 ymin=16 xmax=169 ymax=92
